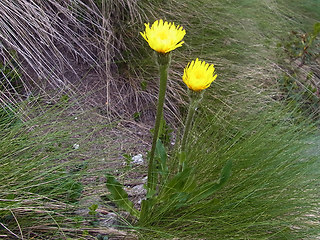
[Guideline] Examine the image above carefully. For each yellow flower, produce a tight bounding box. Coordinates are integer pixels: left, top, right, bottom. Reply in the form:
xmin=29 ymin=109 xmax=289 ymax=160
xmin=183 ymin=58 xmax=217 ymax=92
xmin=140 ymin=19 xmax=186 ymax=54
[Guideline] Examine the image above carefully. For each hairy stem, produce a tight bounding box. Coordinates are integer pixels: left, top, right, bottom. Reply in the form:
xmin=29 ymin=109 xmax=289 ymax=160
xmin=147 ymin=53 xmax=170 ymax=192
xmin=179 ymin=90 xmax=203 ymax=171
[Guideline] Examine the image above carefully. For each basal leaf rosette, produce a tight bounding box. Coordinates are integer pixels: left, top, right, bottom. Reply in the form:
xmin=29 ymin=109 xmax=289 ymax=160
xmin=140 ymin=19 xmax=186 ymax=54
xmin=183 ymin=58 xmax=217 ymax=92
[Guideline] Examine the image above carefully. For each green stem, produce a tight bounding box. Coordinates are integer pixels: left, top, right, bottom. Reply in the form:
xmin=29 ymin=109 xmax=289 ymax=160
xmin=181 ymin=100 xmax=196 ymax=154
xmin=179 ymin=90 xmax=204 ymax=171
xmin=147 ymin=53 xmax=170 ymax=192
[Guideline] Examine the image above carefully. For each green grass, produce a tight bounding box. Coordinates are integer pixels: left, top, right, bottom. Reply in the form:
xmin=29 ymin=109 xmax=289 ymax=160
xmin=0 ymin=105 xmax=86 ymax=238
xmin=141 ymin=105 xmax=319 ymax=239
xmin=131 ymin=0 xmax=320 ymax=239
xmin=0 ymin=100 xmax=144 ymax=239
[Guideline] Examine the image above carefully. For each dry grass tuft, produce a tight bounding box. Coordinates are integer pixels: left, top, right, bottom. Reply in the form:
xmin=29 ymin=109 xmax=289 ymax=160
xmin=0 ymin=0 xmax=151 ymax=119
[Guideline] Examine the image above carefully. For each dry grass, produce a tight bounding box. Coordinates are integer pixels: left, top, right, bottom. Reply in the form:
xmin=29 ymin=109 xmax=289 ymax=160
xmin=0 ymin=0 xmax=199 ymax=126
xmin=0 ymin=0 xmax=155 ymax=119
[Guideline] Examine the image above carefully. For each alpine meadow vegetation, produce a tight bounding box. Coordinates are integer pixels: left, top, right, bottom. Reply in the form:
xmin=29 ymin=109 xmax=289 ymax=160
xmin=0 ymin=0 xmax=319 ymax=239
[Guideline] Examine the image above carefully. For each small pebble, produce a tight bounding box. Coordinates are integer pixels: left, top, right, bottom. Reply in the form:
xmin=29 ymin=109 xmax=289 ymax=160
xmin=132 ymin=154 xmax=144 ymax=165
xmin=73 ymin=143 xmax=80 ymax=149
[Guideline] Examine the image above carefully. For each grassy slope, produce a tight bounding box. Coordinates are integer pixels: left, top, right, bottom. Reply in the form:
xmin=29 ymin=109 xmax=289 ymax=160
xmin=0 ymin=0 xmax=319 ymax=239
xmin=0 ymin=109 xmax=77 ymax=238
xmin=135 ymin=0 xmax=320 ymax=239
xmin=0 ymin=101 xmax=148 ymax=239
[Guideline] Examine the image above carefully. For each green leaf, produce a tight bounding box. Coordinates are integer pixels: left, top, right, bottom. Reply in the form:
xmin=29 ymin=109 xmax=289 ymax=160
xmin=159 ymin=167 xmax=196 ymax=202
xmin=139 ymin=198 xmax=156 ymax=225
xmin=188 ymin=160 xmax=232 ymax=203
xmin=313 ymin=22 xmax=320 ymax=36
xmin=178 ymin=151 xmax=186 ymax=165
xmin=165 ymin=167 xmax=192 ymax=193
xmin=133 ymin=112 xmax=141 ymax=121
xmin=141 ymin=80 xmax=147 ymax=91
xmin=122 ymin=153 xmax=132 ymax=170
xmin=88 ymin=203 xmax=98 ymax=216
xmin=156 ymin=139 xmax=167 ymax=162
xmin=145 ymin=185 xmax=157 ymax=199
xmin=106 ymin=174 xmax=140 ymax=218
xmin=150 ymin=167 xmax=197 ymax=214
xmin=219 ymin=159 xmax=233 ymax=186
xmin=155 ymin=139 xmax=168 ymax=178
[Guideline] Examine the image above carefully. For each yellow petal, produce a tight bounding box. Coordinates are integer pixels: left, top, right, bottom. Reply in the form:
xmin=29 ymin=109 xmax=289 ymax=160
xmin=140 ymin=19 xmax=186 ymax=53
xmin=182 ymin=59 xmax=218 ymax=92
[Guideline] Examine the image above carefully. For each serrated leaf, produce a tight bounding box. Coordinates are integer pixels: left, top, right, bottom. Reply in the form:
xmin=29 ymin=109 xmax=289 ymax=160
xmin=106 ymin=174 xmax=140 ymax=218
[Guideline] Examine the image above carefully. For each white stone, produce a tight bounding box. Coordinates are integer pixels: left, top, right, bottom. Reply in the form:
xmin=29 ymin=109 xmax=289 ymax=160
xmin=131 ymin=154 xmax=144 ymax=165
xmin=73 ymin=143 xmax=80 ymax=149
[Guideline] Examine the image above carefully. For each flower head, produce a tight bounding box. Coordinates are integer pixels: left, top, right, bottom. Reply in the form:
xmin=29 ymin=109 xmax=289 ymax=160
xmin=183 ymin=58 xmax=217 ymax=92
xmin=140 ymin=19 xmax=186 ymax=54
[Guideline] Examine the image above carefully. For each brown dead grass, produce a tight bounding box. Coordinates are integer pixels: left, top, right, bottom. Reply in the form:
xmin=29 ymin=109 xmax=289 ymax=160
xmin=0 ymin=0 xmax=169 ymax=123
